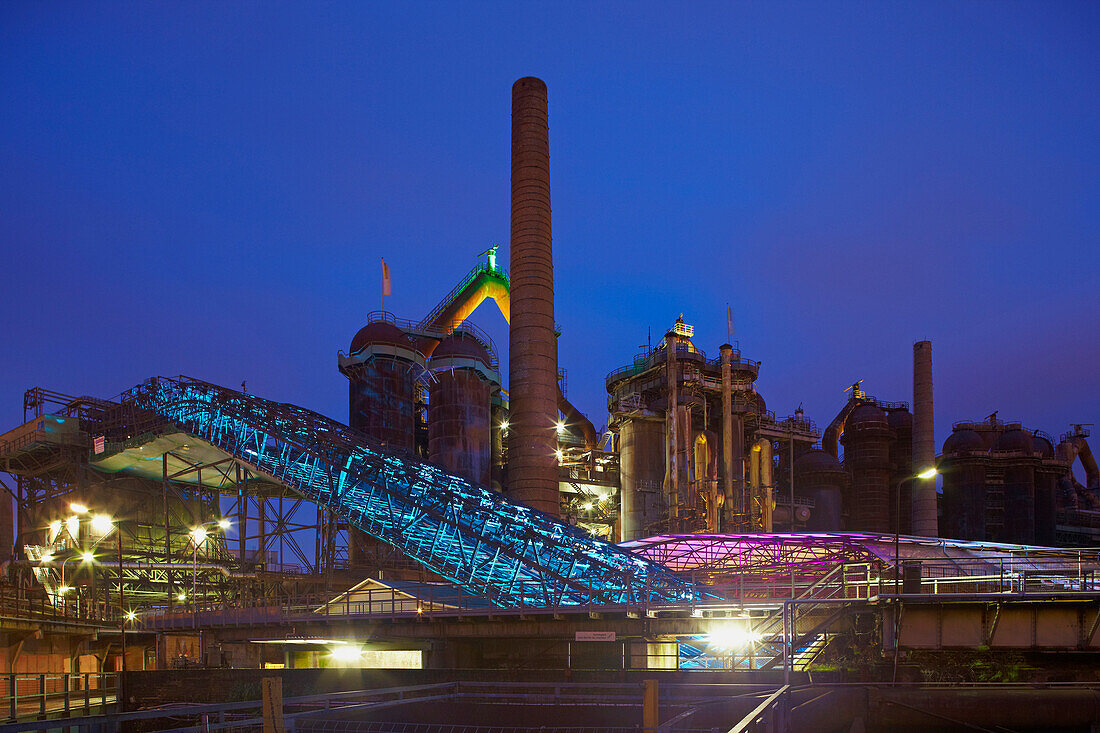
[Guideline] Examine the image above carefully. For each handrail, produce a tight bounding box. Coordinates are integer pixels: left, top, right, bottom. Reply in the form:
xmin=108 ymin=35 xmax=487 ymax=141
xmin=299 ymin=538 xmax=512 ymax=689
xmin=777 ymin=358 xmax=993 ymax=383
xmin=727 ymin=685 xmax=789 ymax=733
xmin=417 ymin=262 xmax=509 ymax=332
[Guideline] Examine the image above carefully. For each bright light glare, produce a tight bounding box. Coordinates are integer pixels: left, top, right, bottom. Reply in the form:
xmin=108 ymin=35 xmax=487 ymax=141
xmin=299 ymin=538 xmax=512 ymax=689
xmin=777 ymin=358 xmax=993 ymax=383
xmin=66 ymin=516 xmax=80 ymax=538
xmin=91 ymin=514 xmax=114 ymax=534
xmin=500 ymin=421 xmax=509 ymax=430
xmin=556 ymin=421 xmax=566 ymax=433
xmin=708 ymin=624 xmax=762 ymax=650
xmin=177 ymin=592 xmax=187 ymax=601
xmin=190 ymin=527 xmax=208 ymax=544
xmin=330 ymin=645 xmax=363 ymax=662
xmin=81 ymin=552 xmax=95 ymax=563
xmin=125 ymin=610 xmax=137 ymax=621
xmin=555 ymin=450 xmax=564 ymax=461
xmin=583 ymin=503 xmax=593 ymax=511
xmin=217 ymin=518 xmax=231 ymax=530
xmin=57 ymin=585 xmax=71 ymax=595
xmin=69 ymin=502 xmax=88 ymax=514
xmin=917 ymin=467 xmax=938 ymax=480
xmin=48 ymin=520 xmax=62 ymax=541
xmin=40 ymin=553 xmax=54 ymax=564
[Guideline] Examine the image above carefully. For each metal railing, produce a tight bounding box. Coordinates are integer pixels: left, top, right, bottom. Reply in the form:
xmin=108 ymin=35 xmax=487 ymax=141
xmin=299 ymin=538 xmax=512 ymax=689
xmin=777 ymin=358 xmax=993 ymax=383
xmin=1 ymin=673 xmax=116 ymax=723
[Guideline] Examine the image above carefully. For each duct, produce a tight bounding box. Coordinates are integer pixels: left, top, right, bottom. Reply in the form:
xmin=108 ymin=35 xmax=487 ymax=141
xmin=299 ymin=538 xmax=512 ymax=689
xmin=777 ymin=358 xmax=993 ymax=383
xmin=694 ymin=430 xmax=719 ymax=532
xmin=22 ymin=560 xmax=257 ymax=579
xmin=664 ymin=333 xmax=680 ymax=523
xmin=720 ymin=345 xmax=734 ymax=524
xmin=1076 ymin=436 xmax=1099 ymax=489
xmin=557 ymin=386 xmax=597 ymax=448
xmin=911 ymin=340 xmax=937 ymax=536
xmin=507 ymin=76 xmax=560 ymax=515
xmin=751 ymin=438 xmax=774 ymax=532
xmin=823 ymin=401 xmax=857 ymax=458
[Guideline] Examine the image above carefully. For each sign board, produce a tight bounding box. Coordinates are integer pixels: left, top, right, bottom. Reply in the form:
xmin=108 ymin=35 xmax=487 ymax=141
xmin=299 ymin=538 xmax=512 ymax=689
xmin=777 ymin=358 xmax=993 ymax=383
xmin=575 ymin=631 xmax=616 ymax=642
xmin=93 ymin=436 xmax=105 ymax=454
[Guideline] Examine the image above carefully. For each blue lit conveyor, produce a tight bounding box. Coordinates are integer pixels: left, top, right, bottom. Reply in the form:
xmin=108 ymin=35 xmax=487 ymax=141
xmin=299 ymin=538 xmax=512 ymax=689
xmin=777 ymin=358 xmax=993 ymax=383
xmin=93 ymin=376 xmax=698 ymax=608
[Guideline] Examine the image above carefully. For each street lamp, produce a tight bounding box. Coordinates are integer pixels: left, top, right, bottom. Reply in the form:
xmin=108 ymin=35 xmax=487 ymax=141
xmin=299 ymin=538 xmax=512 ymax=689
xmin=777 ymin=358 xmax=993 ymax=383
xmin=895 ymin=467 xmax=938 ymax=594
xmin=189 ymin=520 xmax=230 ymax=608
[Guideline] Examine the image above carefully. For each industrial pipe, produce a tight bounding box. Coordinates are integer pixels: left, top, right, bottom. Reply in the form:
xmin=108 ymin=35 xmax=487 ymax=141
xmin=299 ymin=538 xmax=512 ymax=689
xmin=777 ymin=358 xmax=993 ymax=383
xmin=912 ymin=340 xmax=938 ymax=536
xmin=720 ymin=345 xmax=734 ymax=530
xmin=507 ymin=76 xmax=560 ymax=516
xmin=664 ymin=333 xmax=680 ymax=525
xmin=822 ymin=401 xmax=857 ymax=458
xmin=1076 ymin=435 xmax=1099 ymax=489
xmin=557 ymin=386 xmax=597 ymax=448
xmin=24 ymin=560 xmax=257 ymax=579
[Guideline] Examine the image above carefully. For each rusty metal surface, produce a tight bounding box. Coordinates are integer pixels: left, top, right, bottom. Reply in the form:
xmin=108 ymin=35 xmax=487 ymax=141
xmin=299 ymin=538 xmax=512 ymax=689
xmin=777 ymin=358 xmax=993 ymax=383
xmin=507 ymin=77 xmax=559 ymax=516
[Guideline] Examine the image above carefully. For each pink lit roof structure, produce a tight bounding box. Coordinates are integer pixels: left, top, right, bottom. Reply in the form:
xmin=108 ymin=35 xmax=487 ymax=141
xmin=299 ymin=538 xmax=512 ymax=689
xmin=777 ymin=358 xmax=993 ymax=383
xmin=622 ymin=532 xmax=1100 ymax=584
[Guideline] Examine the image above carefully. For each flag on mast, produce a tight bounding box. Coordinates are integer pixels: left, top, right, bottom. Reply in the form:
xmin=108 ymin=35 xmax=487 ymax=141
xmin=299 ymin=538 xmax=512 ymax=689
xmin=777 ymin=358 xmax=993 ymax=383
xmin=382 ymin=259 xmax=392 ymax=297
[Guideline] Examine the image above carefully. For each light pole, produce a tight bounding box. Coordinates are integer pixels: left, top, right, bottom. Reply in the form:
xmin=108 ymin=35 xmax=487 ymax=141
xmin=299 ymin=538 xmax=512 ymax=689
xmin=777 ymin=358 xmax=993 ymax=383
xmin=895 ymin=467 xmax=938 ymax=594
xmin=188 ymin=519 xmax=231 ymax=608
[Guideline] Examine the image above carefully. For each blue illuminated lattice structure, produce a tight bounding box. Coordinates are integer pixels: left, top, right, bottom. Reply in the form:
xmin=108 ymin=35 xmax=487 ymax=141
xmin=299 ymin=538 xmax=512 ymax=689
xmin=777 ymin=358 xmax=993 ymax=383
xmin=124 ymin=376 xmax=698 ymax=608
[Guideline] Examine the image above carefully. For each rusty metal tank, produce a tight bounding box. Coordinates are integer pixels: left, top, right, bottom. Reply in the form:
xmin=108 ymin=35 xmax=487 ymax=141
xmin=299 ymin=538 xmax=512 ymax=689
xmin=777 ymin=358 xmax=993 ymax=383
xmin=794 ymin=449 xmax=846 ymax=531
xmin=341 ymin=317 xmax=424 ymax=569
xmin=995 ymin=429 xmax=1037 ymax=544
xmin=427 ymin=331 xmax=497 ymax=487
xmin=840 ymin=403 xmax=891 ymax=532
xmin=887 ymin=406 xmax=914 ymax=534
xmin=940 ymin=428 xmax=988 ymax=540
xmin=1032 ymin=433 xmax=1059 ymax=545
xmin=619 ymin=418 xmax=665 ymax=541
xmin=345 ymin=319 xmax=421 ymax=451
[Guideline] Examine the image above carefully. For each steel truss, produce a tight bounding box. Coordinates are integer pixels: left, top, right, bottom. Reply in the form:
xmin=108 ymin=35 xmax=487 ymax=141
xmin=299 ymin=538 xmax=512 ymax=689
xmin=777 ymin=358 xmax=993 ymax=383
xmin=622 ymin=533 xmax=882 ymax=580
xmin=121 ymin=376 xmax=698 ymax=607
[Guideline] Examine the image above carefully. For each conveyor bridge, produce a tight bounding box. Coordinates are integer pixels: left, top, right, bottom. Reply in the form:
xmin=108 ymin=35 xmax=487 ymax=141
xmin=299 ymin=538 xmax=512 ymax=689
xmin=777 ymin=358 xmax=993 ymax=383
xmin=109 ymin=377 xmax=697 ymax=608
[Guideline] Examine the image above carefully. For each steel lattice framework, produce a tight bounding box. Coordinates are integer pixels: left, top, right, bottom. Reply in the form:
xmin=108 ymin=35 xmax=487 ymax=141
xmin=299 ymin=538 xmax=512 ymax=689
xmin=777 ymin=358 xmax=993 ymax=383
xmin=121 ymin=376 xmax=697 ymax=607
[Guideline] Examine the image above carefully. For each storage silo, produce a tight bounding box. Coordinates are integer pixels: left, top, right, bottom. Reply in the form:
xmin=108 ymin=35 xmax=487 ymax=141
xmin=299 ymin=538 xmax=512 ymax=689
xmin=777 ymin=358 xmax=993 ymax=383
xmin=887 ymin=406 xmax=914 ymax=534
xmin=940 ymin=428 xmax=987 ymax=540
xmin=995 ymin=428 xmax=1037 ymax=544
xmin=427 ymin=331 xmax=498 ymax=487
xmin=1032 ymin=433 xmax=1059 ymax=546
xmin=794 ymin=449 xmax=846 ymax=531
xmin=840 ymin=403 xmax=892 ymax=532
xmin=340 ymin=317 xmax=424 ymax=568
xmin=344 ymin=319 xmax=422 ymax=450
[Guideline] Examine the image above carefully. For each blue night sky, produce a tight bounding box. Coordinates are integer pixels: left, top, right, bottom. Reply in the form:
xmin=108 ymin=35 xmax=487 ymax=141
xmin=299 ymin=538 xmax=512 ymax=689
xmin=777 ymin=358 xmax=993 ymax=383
xmin=2 ymin=2 xmax=1097 ymax=456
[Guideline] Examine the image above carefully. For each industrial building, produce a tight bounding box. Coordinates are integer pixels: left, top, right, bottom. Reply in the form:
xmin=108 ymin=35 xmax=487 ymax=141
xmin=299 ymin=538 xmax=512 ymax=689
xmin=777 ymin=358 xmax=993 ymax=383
xmin=1 ymin=76 xmax=1099 ymax=731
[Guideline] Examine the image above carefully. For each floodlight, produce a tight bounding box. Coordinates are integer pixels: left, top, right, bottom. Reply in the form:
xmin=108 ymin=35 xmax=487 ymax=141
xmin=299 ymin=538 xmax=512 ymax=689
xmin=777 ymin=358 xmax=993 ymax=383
xmin=217 ymin=518 xmax=231 ymax=530
xmin=69 ymin=502 xmax=88 ymax=514
xmin=125 ymin=610 xmax=137 ymax=622
xmin=57 ymin=585 xmax=71 ymax=595
xmin=190 ymin=527 xmax=208 ymax=544
xmin=330 ymin=645 xmax=363 ymax=663
xmin=177 ymin=592 xmax=187 ymax=601
xmin=66 ymin=516 xmax=80 ymax=538
xmin=91 ymin=514 xmax=114 ymax=534
xmin=917 ymin=467 xmax=938 ymax=480
xmin=708 ymin=624 xmax=762 ymax=650
xmin=81 ymin=552 xmax=95 ymax=563
xmin=500 ymin=421 xmax=509 ymax=430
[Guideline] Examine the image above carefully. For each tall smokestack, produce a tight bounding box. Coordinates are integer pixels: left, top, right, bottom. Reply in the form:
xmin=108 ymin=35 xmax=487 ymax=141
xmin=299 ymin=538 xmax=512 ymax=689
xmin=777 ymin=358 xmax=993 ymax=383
xmin=507 ymin=77 xmax=559 ymax=516
xmin=912 ymin=340 xmax=937 ymax=535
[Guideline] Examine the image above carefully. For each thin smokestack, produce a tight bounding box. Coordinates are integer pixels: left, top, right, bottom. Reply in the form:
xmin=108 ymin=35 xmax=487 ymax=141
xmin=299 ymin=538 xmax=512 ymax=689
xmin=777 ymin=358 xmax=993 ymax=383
xmin=912 ymin=340 xmax=937 ymax=536
xmin=507 ymin=77 xmax=559 ymax=516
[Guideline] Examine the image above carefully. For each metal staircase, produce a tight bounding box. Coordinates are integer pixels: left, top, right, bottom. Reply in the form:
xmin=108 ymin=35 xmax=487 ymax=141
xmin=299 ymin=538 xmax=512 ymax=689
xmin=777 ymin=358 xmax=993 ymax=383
xmin=119 ymin=376 xmax=698 ymax=608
